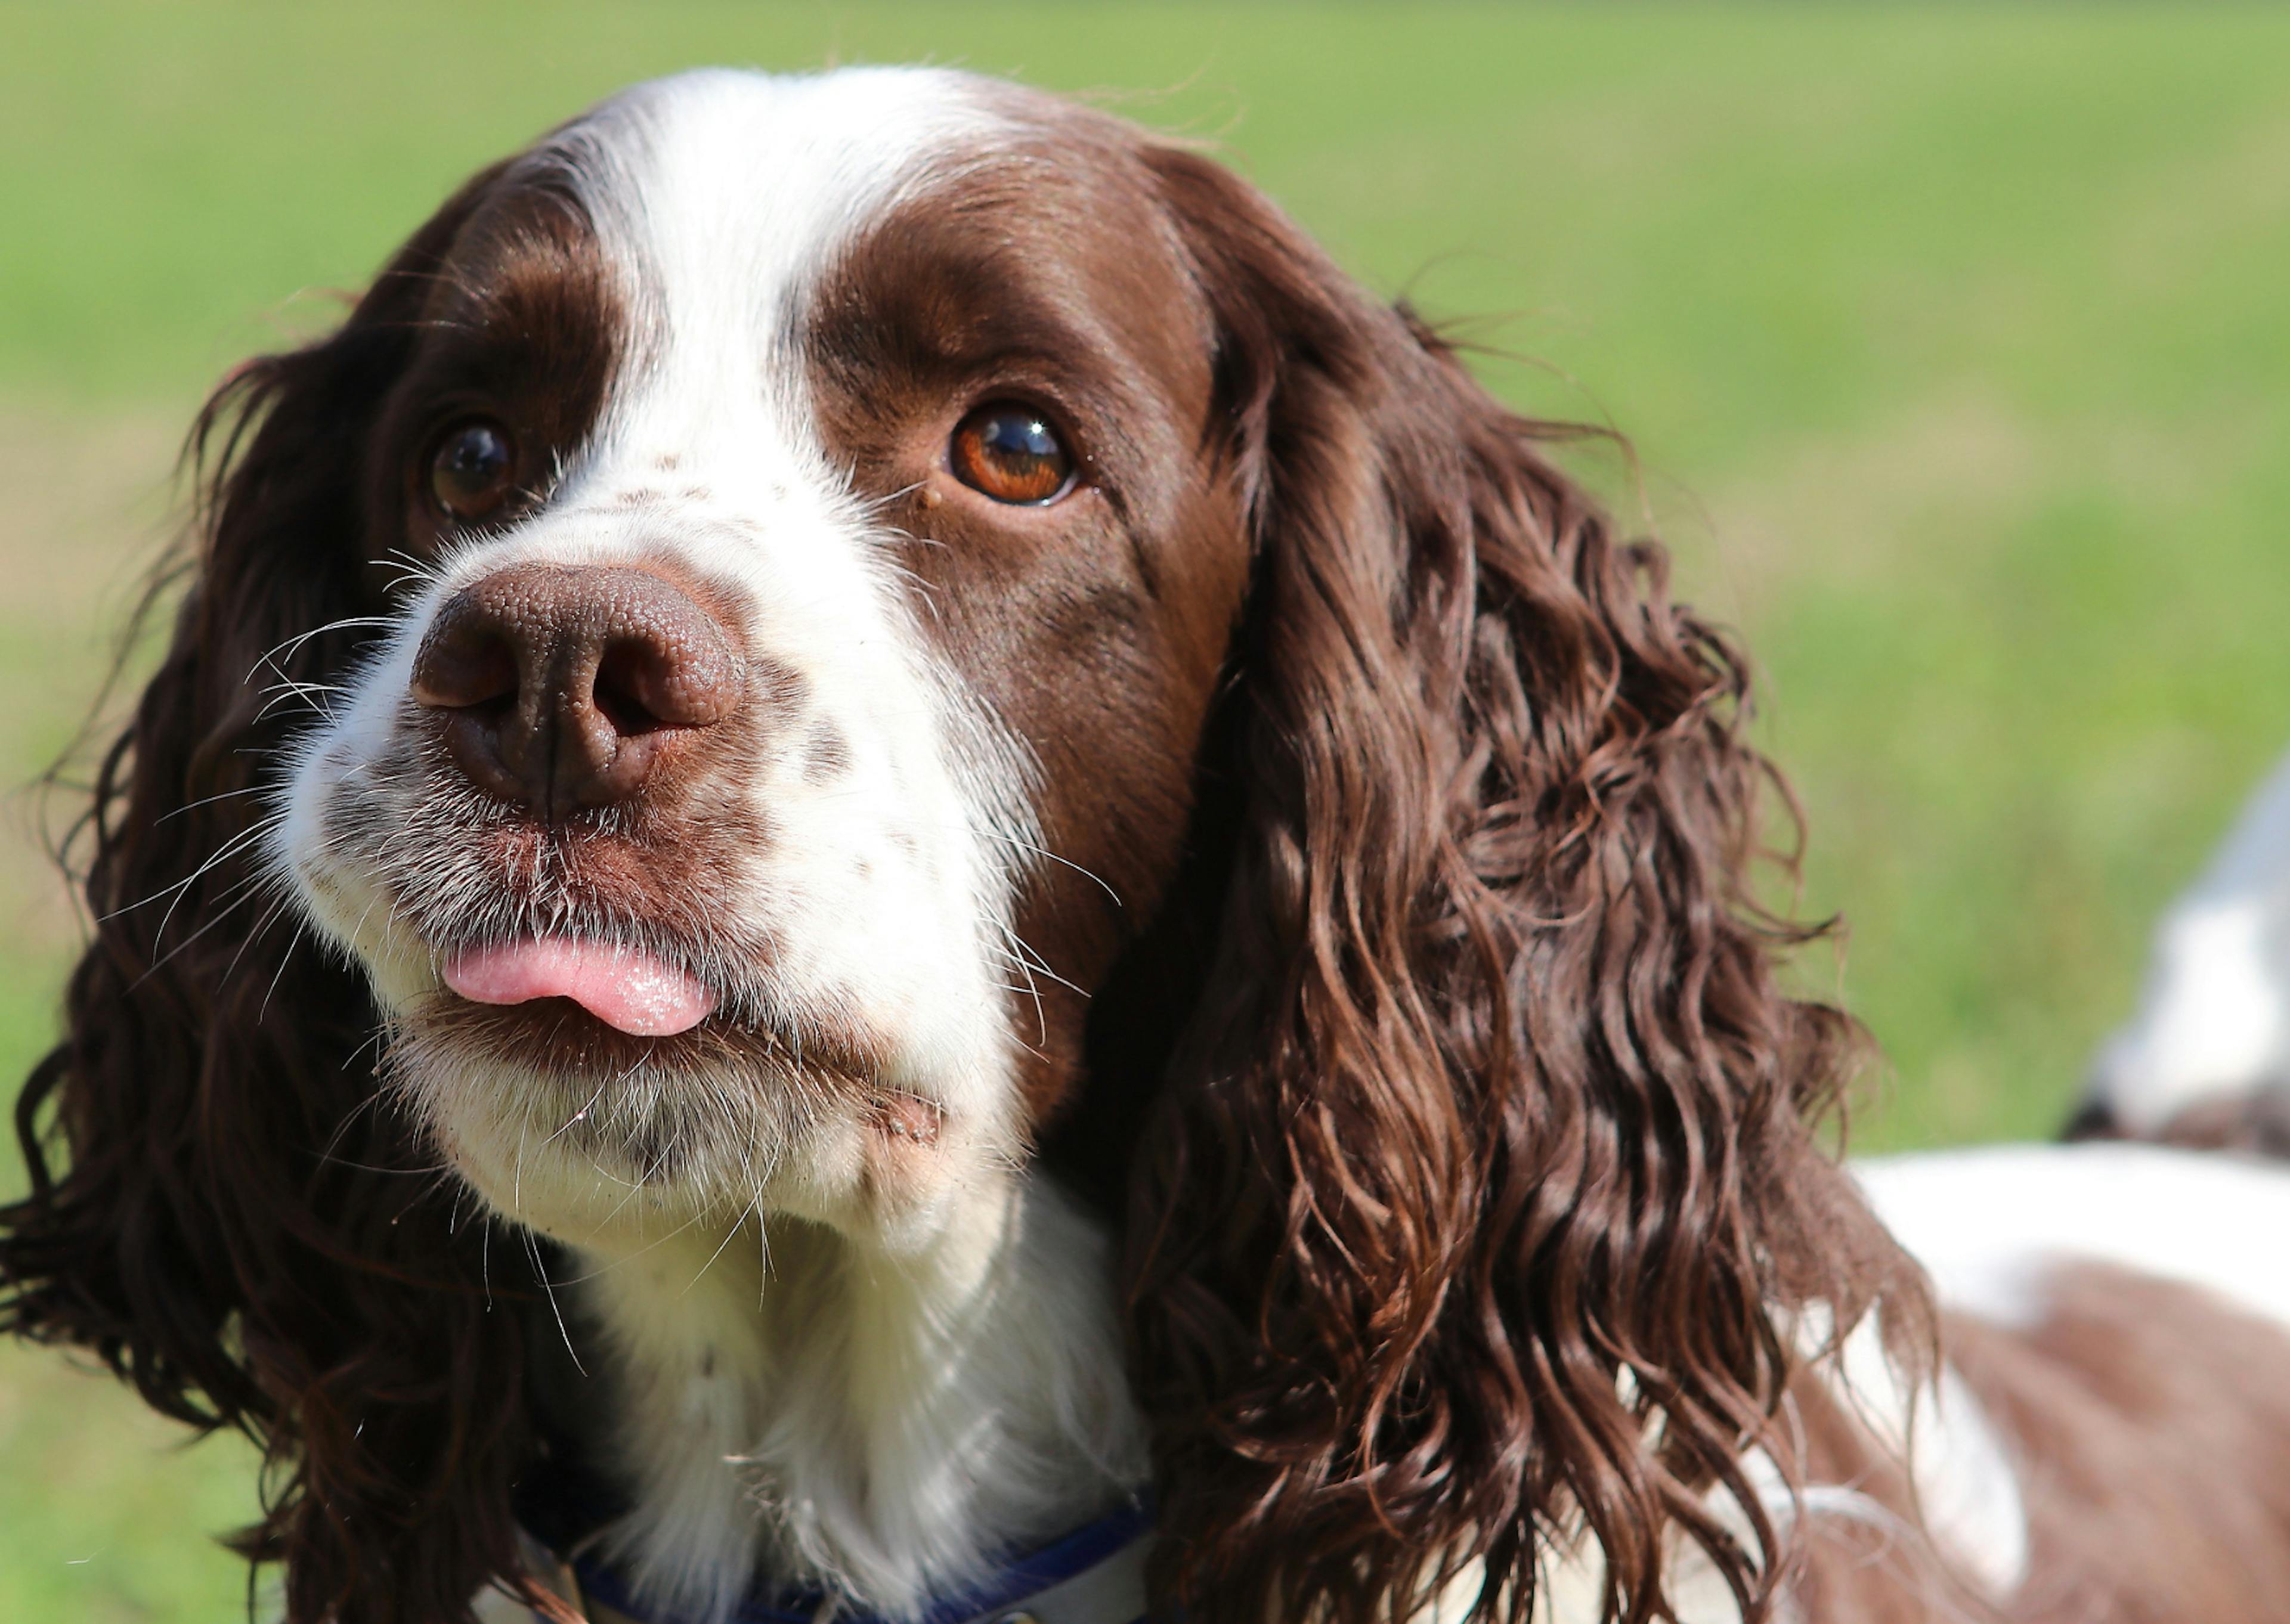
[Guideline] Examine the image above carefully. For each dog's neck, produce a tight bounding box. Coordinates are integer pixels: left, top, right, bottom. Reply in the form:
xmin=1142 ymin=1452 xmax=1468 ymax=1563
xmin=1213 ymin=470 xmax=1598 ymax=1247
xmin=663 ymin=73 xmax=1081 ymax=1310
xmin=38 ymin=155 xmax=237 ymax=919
xmin=563 ymin=1173 xmax=1147 ymax=1624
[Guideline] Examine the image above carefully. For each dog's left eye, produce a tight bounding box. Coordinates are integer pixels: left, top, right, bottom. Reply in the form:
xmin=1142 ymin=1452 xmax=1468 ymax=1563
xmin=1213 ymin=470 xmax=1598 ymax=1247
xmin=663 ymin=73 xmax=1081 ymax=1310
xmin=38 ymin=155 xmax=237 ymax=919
xmin=949 ymin=404 xmax=1073 ymax=505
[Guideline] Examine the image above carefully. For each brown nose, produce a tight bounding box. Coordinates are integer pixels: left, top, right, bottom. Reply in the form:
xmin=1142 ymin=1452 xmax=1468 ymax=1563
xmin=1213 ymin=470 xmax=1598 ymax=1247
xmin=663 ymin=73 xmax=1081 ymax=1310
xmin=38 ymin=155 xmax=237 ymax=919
xmin=410 ymin=564 xmax=744 ymax=817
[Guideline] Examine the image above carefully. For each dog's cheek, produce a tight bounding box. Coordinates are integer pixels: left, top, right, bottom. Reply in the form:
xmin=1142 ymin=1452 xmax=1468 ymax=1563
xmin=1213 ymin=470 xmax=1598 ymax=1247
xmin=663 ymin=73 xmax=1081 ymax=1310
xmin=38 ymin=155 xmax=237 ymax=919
xmin=270 ymin=670 xmax=437 ymax=1001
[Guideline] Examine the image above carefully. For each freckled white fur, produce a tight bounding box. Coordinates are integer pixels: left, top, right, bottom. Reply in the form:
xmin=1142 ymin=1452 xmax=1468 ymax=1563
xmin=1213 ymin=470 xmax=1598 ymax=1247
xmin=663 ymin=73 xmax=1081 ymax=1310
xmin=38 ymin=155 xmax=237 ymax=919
xmin=2083 ymin=747 xmax=2290 ymax=1129
xmin=271 ymin=67 xmax=1142 ymax=1624
xmin=558 ymin=66 xmax=1038 ymax=1205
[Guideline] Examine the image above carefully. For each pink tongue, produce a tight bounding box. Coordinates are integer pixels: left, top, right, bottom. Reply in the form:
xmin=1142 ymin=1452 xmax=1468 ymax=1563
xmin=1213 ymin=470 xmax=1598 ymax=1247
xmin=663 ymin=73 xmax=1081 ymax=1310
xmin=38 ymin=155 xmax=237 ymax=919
xmin=443 ymin=939 xmax=715 ymax=1037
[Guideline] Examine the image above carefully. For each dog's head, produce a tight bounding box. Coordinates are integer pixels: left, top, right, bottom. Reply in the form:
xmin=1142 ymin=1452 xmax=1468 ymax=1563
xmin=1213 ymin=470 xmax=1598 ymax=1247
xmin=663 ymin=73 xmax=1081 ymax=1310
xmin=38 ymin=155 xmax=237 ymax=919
xmin=264 ymin=70 xmax=1258 ymax=1253
xmin=3 ymin=69 xmax=1913 ymax=1624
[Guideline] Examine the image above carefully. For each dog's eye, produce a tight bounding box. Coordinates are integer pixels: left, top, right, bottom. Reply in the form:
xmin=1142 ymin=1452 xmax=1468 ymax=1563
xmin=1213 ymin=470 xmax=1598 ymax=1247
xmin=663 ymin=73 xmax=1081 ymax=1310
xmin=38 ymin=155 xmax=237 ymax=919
xmin=428 ymin=419 xmax=518 ymax=521
xmin=949 ymin=404 xmax=1073 ymax=506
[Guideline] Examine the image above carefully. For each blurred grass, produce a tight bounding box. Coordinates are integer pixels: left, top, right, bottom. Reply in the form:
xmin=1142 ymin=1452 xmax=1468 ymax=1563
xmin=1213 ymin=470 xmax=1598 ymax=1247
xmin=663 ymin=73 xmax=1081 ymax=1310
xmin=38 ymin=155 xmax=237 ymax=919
xmin=4 ymin=2 xmax=2289 ymax=1616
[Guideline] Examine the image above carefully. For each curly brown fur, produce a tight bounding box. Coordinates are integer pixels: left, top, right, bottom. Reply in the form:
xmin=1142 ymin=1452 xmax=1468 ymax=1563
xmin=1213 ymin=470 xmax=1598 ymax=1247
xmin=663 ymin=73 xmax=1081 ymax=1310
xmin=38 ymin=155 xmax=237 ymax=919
xmin=1112 ymin=149 xmax=1924 ymax=1624
xmin=0 ymin=168 xmax=576 ymax=1624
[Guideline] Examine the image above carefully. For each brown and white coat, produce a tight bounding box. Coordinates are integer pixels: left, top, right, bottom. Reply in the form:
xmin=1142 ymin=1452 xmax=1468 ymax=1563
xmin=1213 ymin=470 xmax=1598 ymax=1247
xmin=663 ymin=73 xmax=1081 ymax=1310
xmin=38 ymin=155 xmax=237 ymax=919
xmin=7 ymin=67 xmax=2290 ymax=1624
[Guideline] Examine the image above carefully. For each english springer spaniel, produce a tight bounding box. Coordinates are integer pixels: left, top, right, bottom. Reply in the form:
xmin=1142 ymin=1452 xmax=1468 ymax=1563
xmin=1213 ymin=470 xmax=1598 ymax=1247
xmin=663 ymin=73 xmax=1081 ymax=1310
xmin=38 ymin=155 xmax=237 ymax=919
xmin=9 ymin=67 xmax=2290 ymax=1624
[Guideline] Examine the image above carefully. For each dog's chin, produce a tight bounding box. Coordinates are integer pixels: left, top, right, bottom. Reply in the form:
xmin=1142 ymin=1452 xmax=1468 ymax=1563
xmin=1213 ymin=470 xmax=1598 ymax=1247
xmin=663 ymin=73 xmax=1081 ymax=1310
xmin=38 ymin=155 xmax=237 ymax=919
xmin=391 ymin=996 xmax=967 ymax=1247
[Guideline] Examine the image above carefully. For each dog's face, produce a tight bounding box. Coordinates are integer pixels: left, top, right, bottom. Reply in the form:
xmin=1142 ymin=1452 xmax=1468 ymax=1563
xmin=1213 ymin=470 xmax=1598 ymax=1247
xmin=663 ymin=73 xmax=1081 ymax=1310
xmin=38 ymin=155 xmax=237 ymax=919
xmin=7 ymin=63 xmax=1917 ymax=1624
xmin=273 ymin=70 xmax=1249 ymax=1248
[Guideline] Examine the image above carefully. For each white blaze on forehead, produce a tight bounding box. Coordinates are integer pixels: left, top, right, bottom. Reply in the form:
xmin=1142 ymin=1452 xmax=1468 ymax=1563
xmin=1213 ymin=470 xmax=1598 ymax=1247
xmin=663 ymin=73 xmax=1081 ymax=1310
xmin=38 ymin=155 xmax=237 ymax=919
xmin=550 ymin=66 xmax=1002 ymax=458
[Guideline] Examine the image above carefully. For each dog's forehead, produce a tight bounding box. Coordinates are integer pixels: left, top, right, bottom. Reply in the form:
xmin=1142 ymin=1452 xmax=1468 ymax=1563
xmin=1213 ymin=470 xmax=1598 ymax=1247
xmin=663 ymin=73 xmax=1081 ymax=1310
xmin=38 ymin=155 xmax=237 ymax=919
xmin=468 ymin=64 xmax=1205 ymax=489
xmin=533 ymin=69 xmax=1010 ymax=357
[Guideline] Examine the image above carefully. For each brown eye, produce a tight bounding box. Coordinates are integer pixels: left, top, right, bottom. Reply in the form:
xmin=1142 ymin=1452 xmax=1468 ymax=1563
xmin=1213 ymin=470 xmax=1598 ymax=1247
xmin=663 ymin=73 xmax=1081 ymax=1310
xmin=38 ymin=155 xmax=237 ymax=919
xmin=949 ymin=404 xmax=1073 ymax=505
xmin=428 ymin=419 xmax=517 ymax=520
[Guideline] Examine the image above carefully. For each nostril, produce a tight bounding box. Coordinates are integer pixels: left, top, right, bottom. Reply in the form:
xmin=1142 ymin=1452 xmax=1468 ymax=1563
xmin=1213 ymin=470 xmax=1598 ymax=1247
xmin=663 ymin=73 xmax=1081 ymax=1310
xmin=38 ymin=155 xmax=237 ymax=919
xmin=592 ymin=641 xmax=669 ymax=737
xmin=593 ymin=622 xmax=744 ymax=734
xmin=410 ymin=624 xmax=519 ymax=713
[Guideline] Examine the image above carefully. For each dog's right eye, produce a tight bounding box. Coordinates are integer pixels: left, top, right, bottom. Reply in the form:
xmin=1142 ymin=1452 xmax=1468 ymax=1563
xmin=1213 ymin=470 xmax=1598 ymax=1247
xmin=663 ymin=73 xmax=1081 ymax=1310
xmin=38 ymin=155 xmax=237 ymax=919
xmin=428 ymin=419 xmax=518 ymax=522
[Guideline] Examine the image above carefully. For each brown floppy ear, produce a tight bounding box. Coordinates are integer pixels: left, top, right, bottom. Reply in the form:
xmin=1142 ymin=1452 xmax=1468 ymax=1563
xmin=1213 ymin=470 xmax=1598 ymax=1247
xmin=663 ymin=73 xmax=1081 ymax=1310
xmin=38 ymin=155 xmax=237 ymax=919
xmin=0 ymin=167 xmax=569 ymax=1624
xmin=1124 ymin=150 xmax=1924 ymax=1624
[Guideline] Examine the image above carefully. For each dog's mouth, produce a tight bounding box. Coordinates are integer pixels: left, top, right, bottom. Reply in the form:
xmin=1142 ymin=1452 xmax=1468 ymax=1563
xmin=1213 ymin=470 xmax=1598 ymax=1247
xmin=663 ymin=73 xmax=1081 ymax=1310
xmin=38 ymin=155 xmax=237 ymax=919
xmin=442 ymin=937 xmax=716 ymax=1037
xmin=416 ymin=929 xmax=888 ymax=1093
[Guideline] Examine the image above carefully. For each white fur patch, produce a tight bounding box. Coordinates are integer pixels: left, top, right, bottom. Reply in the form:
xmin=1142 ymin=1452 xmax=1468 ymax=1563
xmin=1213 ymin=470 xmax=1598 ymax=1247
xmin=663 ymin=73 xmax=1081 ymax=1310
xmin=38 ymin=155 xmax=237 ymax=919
xmin=1518 ymin=1118 xmax=2290 ymax=1623
xmin=1828 ymin=1140 xmax=2290 ymax=1616
xmin=1856 ymin=1140 xmax=2290 ymax=1333
xmin=576 ymin=1181 xmax=1143 ymax=1624
xmin=1819 ymin=1311 xmax=2028 ymax=1598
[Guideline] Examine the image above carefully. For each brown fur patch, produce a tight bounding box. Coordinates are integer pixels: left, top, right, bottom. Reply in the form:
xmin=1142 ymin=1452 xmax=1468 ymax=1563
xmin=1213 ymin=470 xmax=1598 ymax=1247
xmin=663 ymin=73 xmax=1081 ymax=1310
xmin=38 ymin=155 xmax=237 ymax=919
xmin=362 ymin=165 xmax=624 ymax=593
xmin=804 ymin=106 xmax=1250 ymax=1133
xmin=1949 ymin=1263 xmax=2290 ymax=1623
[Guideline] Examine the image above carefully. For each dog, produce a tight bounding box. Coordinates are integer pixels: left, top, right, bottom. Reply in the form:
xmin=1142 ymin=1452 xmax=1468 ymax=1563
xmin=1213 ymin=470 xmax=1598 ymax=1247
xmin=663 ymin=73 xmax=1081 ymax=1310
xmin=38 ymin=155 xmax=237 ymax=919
xmin=9 ymin=67 xmax=2290 ymax=1624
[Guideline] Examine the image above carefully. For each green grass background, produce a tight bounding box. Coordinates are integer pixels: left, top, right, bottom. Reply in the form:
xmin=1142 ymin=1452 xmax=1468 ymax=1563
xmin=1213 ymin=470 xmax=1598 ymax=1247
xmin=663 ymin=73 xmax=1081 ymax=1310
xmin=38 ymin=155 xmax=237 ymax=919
xmin=5 ymin=2 xmax=2289 ymax=1616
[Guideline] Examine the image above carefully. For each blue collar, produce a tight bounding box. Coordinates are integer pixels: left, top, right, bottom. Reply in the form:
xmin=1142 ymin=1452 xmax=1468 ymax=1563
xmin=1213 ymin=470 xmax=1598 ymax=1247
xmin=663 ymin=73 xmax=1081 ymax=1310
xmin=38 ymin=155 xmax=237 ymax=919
xmin=567 ymin=1501 xmax=1155 ymax=1624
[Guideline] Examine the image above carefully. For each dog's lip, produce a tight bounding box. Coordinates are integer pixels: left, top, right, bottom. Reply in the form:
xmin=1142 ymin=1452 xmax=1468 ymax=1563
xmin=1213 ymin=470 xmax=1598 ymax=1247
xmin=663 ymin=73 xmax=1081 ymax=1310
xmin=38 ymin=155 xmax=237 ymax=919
xmin=440 ymin=937 xmax=716 ymax=1037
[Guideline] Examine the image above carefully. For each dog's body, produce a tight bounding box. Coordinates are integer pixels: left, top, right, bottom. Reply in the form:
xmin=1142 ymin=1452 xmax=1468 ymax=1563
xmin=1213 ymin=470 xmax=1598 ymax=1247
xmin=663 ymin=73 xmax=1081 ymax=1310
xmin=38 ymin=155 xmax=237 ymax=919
xmin=8 ymin=68 xmax=2290 ymax=1624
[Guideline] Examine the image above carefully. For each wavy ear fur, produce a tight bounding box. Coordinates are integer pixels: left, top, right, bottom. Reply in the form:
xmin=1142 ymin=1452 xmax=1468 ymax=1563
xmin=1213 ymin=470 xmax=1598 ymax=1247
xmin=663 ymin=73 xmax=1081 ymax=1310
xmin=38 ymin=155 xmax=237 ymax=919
xmin=0 ymin=168 xmax=568 ymax=1624
xmin=1124 ymin=150 xmax=1926 ymax=1624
